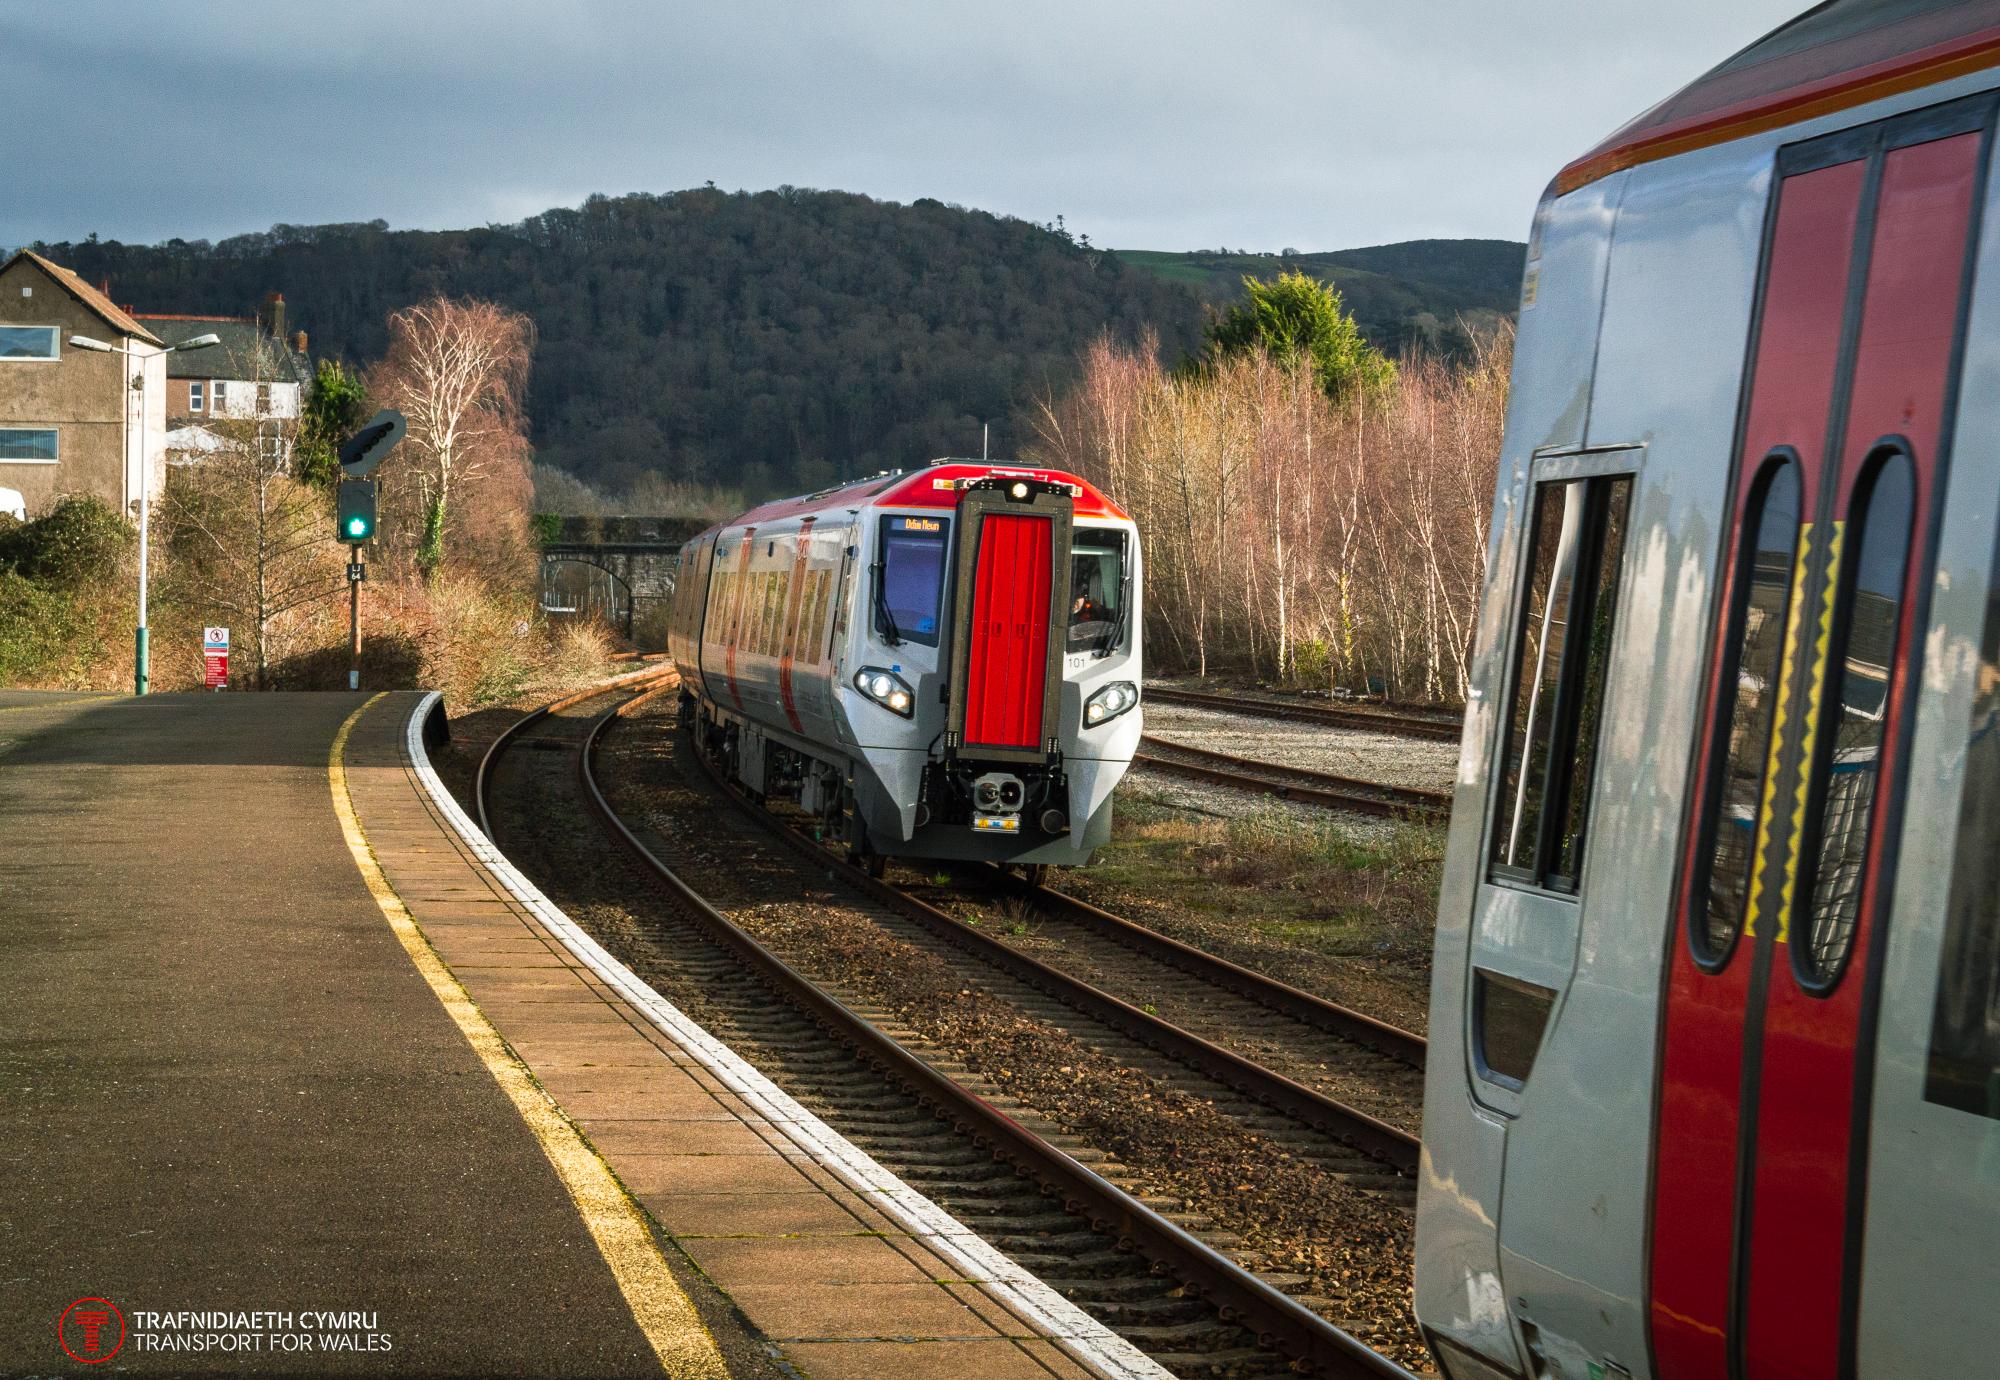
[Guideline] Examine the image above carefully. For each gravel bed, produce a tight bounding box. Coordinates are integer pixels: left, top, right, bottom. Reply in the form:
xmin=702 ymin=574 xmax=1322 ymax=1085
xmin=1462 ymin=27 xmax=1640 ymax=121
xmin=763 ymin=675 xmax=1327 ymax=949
xmin=605 ymin=704 xmax=1429 ymax=1370
xmin=1124 ymin=769 xmax=1405 ymax=846
xmin=1144 ymin=702 xmax=1458 ymax=793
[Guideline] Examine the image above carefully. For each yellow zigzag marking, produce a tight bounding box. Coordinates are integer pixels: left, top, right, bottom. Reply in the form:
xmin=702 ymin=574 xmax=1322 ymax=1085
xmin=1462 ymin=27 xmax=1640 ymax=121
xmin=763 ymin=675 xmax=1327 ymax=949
xmin=1746 ymin=523 xmax=1815 ymax=941
xmin=1777 ymin=521 xmax=1845 ymax=947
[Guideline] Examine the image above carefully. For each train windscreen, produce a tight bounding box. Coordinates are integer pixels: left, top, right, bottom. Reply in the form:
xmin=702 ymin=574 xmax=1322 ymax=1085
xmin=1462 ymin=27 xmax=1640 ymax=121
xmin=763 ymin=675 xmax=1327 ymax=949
xmin=1067 ymin=529 xmax=1126 ymax=654
xmin=877 ymin=516 xmax=949 ymax=646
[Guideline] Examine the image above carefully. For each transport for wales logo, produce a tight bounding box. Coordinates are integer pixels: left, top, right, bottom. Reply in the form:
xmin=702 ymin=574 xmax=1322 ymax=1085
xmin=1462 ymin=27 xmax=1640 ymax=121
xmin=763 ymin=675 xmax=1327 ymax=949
xmin=57 ymin=1298 xmax=126 ymax=1364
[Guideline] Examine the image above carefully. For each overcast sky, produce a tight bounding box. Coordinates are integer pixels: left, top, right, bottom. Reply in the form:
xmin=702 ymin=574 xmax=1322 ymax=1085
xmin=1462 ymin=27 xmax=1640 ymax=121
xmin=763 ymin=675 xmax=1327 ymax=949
xmin=8 ymin=0 xmax=1804 ymax=253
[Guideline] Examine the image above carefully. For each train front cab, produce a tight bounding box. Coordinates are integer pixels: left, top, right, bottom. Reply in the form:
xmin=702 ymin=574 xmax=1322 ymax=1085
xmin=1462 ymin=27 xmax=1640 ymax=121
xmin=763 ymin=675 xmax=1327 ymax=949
xmin=1417 ymin=41 xmax=2000 ymax=1380
xmin=847 ymin=469 xmax=1143 ymax=867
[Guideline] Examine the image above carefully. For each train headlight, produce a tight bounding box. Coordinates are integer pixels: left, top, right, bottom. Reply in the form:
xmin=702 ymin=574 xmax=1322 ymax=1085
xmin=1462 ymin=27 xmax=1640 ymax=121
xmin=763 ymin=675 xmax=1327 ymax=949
xmin=854 ymin=667 xmax=916 ymax=718
xmin=1009 ymin=481 xmax=1030 ymax=499
xmin=1084 ymin=680 xmax=1138 ymax=727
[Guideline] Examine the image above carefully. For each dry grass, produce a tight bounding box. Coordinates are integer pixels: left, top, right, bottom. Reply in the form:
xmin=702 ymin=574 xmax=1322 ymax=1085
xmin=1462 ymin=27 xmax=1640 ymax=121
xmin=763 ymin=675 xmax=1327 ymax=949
xmin=1092 ymin=790 xmax=1445 ymax=962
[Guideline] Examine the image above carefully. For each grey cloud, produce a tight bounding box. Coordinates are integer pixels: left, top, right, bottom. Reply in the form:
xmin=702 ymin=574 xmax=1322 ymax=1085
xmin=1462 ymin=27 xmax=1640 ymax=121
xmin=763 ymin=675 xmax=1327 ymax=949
xmin=6 ymin=0 xmax=1804 ymax=250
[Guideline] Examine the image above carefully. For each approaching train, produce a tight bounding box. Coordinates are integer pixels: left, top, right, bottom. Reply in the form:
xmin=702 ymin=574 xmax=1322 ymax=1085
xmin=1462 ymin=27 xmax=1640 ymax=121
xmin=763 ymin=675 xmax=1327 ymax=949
xmin=666 ymin=460 xmax=1142 ymax=872
xmin=1417 ymin=4 xmax=2000 ymax=1379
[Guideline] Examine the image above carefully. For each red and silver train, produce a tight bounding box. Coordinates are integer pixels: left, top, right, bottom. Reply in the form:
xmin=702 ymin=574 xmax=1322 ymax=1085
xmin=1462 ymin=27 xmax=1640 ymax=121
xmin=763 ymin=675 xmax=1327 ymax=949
xmin=1418 ymin=4 xmax=2000 ymax=1379
xmin=666 ymin=461 xmax=1142 ymax=870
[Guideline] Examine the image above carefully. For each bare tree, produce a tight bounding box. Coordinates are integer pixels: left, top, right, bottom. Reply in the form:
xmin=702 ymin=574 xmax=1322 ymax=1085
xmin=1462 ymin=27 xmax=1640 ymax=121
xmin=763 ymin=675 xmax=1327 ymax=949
xmin=157 ymin=405 xmax=343 ymax=689
xmin=369 ymin=297 xmax=534 ymax=581
xmin=1028 ymin=325 xmax=1510 ymax=704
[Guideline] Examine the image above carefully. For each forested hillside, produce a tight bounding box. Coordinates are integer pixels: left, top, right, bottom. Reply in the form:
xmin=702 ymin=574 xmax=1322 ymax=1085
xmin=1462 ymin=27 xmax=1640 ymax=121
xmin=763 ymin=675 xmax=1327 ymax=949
xmin=1117 ymin=240 xmax=1524 ymax=354
xmin=36 ymin=192 xmax=1518 ymax=500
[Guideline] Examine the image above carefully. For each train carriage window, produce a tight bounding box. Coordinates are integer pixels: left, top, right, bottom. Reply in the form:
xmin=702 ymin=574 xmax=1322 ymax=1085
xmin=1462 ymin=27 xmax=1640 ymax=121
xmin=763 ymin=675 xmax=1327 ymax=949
xmin=1068 ymin=528 xmax=1127 ymax=654
xmin=807 ymin=569 xmax=832 ymax=664
xmin=756 ymin=573 xmax=777 ymax=654
xmin=1926 ymin=522 xmax=2000 ymax=1119
xmin=1489 ymin=473 xmax=1634 ymax=893
xmin=1693 ymin=457 xmax=1803 ymax=966
xmin=1797 ymin=446 xmax=1916 ymax=991
xmin=876 ymin=516 xmax=949 ymax=647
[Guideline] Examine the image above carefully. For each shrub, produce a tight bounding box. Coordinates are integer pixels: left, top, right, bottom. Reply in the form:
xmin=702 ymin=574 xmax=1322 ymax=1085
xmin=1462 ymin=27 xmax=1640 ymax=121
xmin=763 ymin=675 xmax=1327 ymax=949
xmin=1289 ymin=637 xmax=1332 ymax=688
xmin=0 ymin=495 xmax=133 ymax=590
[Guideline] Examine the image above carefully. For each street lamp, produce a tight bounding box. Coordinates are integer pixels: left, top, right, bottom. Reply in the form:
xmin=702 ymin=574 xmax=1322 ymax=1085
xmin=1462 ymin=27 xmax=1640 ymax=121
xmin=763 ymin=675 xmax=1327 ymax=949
xmin=69 ymin=331 xmax=221 ymax=694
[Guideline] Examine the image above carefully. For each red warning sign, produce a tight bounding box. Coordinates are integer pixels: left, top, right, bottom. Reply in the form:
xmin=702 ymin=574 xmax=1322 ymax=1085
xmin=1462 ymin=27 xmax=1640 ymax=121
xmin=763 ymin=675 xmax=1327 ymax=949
xmin=203 ymin=626 xmax=229 ymax=690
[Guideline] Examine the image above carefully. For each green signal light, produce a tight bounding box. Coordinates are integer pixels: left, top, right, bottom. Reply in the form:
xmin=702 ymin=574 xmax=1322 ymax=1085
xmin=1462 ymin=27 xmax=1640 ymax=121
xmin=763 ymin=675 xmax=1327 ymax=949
xmin=346 ymin=516 xmax=368 ymax=538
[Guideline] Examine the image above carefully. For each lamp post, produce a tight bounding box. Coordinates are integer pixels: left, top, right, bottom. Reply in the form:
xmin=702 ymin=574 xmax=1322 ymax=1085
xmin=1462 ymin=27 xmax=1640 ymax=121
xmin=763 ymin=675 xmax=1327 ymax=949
xmin=69 ymin=331 xmax=220 ymax=694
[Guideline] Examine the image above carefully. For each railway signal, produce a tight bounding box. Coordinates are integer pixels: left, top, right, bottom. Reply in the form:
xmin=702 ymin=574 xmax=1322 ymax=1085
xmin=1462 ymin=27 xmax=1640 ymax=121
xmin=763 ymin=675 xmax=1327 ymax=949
xmin=334 ymin=411 xmax=404 ymax=691
xmin=337 ymin=409 xmax=405 ymax=479
xmin=336 ymin=480 xmax=377 ymax=543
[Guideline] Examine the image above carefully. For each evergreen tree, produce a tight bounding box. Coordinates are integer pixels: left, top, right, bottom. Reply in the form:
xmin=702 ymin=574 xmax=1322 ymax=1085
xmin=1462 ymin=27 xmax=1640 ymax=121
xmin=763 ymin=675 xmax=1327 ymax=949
xmin=1201 ymin=270 xmax=1396 ymax=402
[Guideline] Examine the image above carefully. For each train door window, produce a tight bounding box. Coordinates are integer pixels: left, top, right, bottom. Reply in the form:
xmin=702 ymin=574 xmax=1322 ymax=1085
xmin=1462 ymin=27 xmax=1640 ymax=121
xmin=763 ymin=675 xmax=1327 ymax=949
xmin=1796 ymin=445 xmax=1916 ymax=991
xmin=831 ymin=541 xmax=855 ymax=651
xmin=1489 ymin=472 xmax=1633 ymax=893
xmin=876 ymin=516 xmax=949 ymax=647
xmin=1925 ymin=522 xmax=2000 ymax=1119
xmin=1692 ymin=455 xmax=1804 ymax=966
xmin=1068 ymin=528 xmax=1127 ymax=653
xmin=806 ymin=569 xmax=832 ymax=664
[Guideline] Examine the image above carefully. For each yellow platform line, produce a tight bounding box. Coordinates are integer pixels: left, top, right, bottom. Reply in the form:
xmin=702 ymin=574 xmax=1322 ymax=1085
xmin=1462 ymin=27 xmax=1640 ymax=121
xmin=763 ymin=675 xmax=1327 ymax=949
xmin=329 ymin=695 xmax=727 ymax=1380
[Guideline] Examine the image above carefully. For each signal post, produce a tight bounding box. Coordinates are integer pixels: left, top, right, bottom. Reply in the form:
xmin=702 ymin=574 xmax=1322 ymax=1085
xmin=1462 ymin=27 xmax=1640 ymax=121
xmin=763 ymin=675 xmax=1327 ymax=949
xmin=334 ymin=412 xmax=404 ymax=691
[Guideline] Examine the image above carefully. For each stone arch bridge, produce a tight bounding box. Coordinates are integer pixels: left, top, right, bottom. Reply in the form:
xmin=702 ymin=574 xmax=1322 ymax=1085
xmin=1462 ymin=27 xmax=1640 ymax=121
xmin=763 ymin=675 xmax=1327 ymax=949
xmin=537 ymin=516 xmax=707 ymax=639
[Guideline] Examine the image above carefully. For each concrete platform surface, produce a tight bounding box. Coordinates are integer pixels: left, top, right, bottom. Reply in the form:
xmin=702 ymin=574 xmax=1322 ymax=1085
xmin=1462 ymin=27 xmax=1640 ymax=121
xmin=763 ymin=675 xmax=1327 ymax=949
xmin=0 ymin=689 xmax=1135 ymax=1380
xmin=0 ymin=692 xmax=700 ymax=1375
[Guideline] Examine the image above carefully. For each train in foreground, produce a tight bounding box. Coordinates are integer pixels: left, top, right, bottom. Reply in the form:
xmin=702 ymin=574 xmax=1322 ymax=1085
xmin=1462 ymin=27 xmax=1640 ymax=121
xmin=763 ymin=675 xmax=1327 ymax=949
xmin=1417 ymin=4 xmax=2000 ymax=1378
xmin=666 ymin=460 xmax=1142 ymax=871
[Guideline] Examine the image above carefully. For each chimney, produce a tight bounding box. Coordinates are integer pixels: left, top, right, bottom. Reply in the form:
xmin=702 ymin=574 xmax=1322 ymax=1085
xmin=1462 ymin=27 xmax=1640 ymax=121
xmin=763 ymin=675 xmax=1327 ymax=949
xmin=262 ymin=291 xmax=285 ymax=339
xmin=291 ymin=329 xmax=308 ymax=355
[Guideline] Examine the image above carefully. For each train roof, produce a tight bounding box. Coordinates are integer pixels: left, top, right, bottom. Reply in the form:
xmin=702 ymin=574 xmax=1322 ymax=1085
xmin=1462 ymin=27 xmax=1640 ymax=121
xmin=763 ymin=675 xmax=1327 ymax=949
xmin=1558 ymin=0 xmax=2000 ymax=195
xmin=713 ymin=460 xmax=1131 ymax=531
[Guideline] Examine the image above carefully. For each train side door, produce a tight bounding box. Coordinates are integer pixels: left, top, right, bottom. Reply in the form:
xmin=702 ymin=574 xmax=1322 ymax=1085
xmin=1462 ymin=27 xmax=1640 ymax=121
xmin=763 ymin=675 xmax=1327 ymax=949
xmin=1650 ymin=97 xmax=1991 ymax=1380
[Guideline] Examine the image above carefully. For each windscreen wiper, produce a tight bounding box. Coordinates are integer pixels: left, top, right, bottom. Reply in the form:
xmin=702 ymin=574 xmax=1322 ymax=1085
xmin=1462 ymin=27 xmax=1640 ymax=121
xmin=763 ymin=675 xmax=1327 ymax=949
xmin=872 ymin=562 xmax=902 ymax=645
xmin=1096 ymin=574 xmax=1129 ymax=659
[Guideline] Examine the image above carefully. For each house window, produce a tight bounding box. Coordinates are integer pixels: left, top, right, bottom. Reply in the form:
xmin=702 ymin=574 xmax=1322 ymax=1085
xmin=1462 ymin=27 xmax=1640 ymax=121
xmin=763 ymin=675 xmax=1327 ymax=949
xmin=256 ymin=383 xmax=271 ymax=414
xmin=0 ymin=429 xmax=59 ymax=462
xmin=0 ymin=325 xmax=59 ymax=360
xmin=212 ymin=381 xmax=228 ymax=414
xmin=190 ymin=380 xmax=205 ymax=412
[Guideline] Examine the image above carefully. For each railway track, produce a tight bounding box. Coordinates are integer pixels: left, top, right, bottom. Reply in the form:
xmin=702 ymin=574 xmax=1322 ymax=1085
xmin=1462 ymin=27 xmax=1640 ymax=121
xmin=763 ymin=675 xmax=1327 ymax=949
xmin=476 ymin=677 xmax=1425 ymax=1376
xmin=1135 ymin=735 xmax=1451 ymax=822
xmin=1144 ymin=686 xmax=1461 ymax=742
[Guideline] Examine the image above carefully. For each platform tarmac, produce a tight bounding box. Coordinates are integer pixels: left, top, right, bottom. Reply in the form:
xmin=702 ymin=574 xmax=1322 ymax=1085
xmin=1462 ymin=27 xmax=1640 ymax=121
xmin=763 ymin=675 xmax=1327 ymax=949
xmin=0 ymin=690 xmax=1111 ymax=1380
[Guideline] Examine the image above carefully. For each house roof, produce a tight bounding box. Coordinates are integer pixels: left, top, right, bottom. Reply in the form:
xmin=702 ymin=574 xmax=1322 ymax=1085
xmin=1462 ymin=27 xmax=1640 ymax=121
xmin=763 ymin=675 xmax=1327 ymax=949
xmin=131 ymin=314 xmax=312 ymax=384
xmin=3 ymin=249 xmax=164 ymax=346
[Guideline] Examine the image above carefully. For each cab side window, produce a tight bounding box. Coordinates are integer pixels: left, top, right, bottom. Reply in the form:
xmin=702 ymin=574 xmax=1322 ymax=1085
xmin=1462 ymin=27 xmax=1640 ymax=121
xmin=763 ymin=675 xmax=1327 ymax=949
xmin=1489 ymin=473 xmax=1634 ymax=893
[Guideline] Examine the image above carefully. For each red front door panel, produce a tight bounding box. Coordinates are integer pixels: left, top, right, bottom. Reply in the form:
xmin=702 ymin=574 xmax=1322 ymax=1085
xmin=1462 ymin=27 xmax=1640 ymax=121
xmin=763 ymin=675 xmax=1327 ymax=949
xmin=963 ymin=513 xmax=1052 ymax=749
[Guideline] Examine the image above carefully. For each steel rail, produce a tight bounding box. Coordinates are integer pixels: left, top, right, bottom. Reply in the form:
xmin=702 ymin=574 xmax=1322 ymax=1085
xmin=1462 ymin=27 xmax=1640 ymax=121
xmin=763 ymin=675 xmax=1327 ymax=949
xmin=560 ymin=686 xmax=1415 ymax=1380
xmin=472 ymin=664 xmax=677 ymax=839
xmin=1136 ymin=734 xmax=1451 ymax=822
xmin=967 ymin=863 xmax=1430 ymax=1070
xmin=686 ymin=724 xmax=1420 ymax=1176
xmin=1144 ymin=685 xmax=1462 ymax=741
